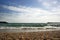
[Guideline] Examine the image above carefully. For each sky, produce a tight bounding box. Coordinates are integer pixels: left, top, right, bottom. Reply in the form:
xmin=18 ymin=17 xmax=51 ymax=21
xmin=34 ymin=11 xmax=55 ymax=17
xmin=0 ymin=0 xmax=60 ymax=23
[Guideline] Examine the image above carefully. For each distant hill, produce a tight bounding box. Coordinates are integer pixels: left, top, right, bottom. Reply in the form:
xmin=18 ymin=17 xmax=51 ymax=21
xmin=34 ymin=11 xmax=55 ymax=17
xmin=0 ymin=21 xmax=8 ymax=24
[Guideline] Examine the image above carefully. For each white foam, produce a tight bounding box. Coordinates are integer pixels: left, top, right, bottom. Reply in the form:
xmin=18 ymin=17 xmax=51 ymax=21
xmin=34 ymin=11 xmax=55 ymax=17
xmin=0 ymin=26 xmax=60 ymax=30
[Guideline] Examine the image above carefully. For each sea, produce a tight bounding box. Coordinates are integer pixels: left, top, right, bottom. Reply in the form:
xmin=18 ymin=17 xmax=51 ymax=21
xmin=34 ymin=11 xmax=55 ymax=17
xmin=0 ymin=23 xmax=47 ymax=27
xmin=0 ymin=23 xmax=60 ymax=32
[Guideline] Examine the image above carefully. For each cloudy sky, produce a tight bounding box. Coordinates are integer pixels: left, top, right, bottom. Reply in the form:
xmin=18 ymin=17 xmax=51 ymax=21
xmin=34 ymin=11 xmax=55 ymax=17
xmin=0 ymin=0 xmax=60 ymax=23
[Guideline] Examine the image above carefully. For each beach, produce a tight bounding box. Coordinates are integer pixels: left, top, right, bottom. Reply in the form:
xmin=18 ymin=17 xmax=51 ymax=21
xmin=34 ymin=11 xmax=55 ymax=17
xmin=0 ymin=27 xmax=60 ymax=40
xmin=0 ymin=31 xmax=60 ymax=40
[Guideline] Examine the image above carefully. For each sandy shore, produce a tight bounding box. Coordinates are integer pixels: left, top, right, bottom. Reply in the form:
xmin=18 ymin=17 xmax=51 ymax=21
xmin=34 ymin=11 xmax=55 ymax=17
xmin=0 ymin=30 xmax=60 ymax=40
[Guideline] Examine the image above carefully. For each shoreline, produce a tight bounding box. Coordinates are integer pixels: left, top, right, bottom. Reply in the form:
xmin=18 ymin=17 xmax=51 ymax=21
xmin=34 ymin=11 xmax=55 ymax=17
xmin=0 ymin=27 xmax=60 ymax=40
xmin=0 ymin=27 xmax=60 ymax=32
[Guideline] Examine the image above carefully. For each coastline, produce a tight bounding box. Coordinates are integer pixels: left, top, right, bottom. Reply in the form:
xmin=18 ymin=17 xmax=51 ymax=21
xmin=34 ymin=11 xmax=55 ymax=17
xmin=0 ymin=26 xmax=60 ymax=40
xmin=0 ymin=26 xmax=60 ymax=32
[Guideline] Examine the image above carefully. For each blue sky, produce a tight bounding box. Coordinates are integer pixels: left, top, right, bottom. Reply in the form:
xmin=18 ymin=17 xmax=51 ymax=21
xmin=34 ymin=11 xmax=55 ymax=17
xmin=0 ymin=0 xmax=60 ymax=23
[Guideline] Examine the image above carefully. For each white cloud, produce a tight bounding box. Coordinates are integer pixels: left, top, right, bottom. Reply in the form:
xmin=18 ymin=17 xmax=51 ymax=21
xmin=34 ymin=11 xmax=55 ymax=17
xmin=52 ymin=1 xmax=57 ymax=4
xmin=42 ymin=2 xmax=51 ymax=7
xmin=37 ymin=0 xmax=59 ymax=10
xmin=38 ymin=0 xmax=60 ymax=15
xmin=1 ymin=5 xmax=60 ymax=23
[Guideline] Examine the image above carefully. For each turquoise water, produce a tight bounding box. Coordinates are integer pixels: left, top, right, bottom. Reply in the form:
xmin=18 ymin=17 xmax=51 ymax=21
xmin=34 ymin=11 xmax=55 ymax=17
xmin=0 ymin=23 xmax=47 ymax=27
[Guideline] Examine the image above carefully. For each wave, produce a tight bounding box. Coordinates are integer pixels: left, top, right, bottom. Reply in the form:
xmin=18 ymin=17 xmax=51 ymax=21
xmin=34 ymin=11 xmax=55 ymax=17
xmin=0 ymin=26 xmax=60 ymax=32
xmin=0 ymin=26 xmax=60 ymax=29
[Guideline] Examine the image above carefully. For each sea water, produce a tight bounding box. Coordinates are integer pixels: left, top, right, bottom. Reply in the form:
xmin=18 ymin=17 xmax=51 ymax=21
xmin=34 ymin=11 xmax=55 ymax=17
xmin=0 ymin=23 xmax=60 ymax=32
xmin=0 ymin=23 xmax=47 ymax=27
